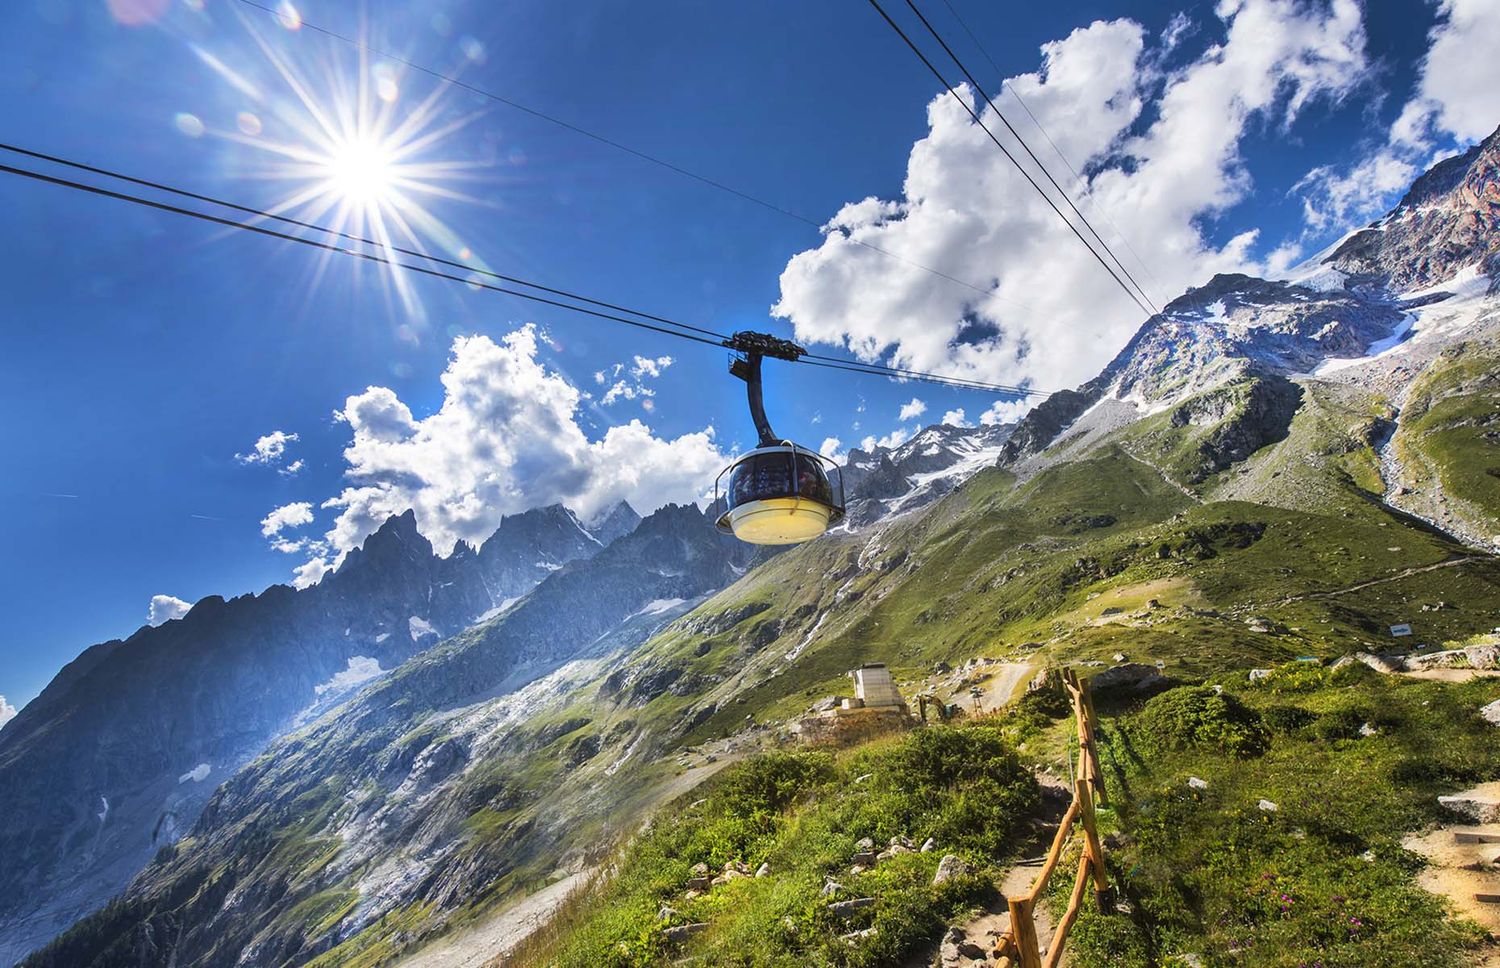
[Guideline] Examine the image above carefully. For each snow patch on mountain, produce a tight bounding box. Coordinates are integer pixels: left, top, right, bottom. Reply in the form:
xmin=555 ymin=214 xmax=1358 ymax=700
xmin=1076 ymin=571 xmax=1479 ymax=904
xmin=316 ymin=656 xmax=387 ymax=697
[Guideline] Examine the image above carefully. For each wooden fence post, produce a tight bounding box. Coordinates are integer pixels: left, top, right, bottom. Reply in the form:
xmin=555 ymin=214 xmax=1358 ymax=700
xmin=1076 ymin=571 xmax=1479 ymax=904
xmin=1007 ymin=894 xmax=1043 ymax=968
xmin=1078 ymin=677 xmax=1108 ymax=808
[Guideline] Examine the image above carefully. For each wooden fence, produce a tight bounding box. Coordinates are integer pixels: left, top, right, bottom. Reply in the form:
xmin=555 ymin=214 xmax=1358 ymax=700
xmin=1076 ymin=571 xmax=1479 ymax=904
xmin=991 ymin=669 xmax=1111 ymax=968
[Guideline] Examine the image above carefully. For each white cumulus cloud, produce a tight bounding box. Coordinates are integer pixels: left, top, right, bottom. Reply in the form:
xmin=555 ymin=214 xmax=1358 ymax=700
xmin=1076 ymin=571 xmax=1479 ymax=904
xmin=980 ymin=399 xmax=1034 ymax=426
xmin=897 ymin=397 xmax=927 ymax=422
xmin=1296 ymin=0 xmax=1500 ymax=233
xmin=261 ymin=501 xmax=315 ymax=538
xmin=236 ymin=430 xmax=299 ymax=466
xmin=278 ymin=327 xmax=726 ymax=585
xmin=941 ymin=408 xmax=969 ymax=427
xmin=147 ymin=594 xmax=192 ymax=626
xmin=819 ymin=436 xmax=844 ymax=459
xmin=0 ymin=696 xmax=15 ymax=729
xmin=773 ymin=0 xmax=1370 ymax=396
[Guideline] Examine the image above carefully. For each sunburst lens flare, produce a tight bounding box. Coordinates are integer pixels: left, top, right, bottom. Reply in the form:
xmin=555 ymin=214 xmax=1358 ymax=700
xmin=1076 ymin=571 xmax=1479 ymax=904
xmin=321 ymin=136 xmax=397 ymax=204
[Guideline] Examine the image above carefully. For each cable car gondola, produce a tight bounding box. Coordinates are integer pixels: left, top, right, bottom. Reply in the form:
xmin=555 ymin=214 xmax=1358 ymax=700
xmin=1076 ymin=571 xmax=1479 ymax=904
xmin=714 ymin=332 xmax=845 ymax=545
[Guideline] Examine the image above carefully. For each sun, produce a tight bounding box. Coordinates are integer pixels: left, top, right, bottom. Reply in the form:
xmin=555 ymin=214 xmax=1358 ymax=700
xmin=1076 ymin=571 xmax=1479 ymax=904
xmin=209 ymin=16 xmax=488 ymax=325
xmin=320 ymin=135 xmax=397 ymax=205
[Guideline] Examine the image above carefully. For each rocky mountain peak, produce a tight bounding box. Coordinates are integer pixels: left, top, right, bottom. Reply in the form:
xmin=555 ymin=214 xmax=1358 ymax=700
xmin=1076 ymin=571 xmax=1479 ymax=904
xmin=588 ymin=500 xmax=643 ymax=545
xmin=1328 ymin=123 xmax=1500 ymax=291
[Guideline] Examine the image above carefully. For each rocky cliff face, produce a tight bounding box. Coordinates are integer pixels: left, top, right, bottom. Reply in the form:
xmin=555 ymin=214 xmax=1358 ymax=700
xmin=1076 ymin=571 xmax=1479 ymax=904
xmin=1328 ymin=125 xmax=1500 ymax=292
xmin=0 ymin=502 xmax=631 ymax=966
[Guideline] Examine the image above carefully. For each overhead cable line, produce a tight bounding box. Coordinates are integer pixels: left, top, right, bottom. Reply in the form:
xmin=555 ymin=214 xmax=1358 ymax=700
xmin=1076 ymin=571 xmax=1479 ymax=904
xmin=865 ymin=0 xmax=1157 ymax=320
xmin=902 ymin=0 xmax=1160 ymax=314
xmin=932 ymin=0 xmax=1170 ymax=303
xmin=0 ymin=141 xmax=727 ymax=341
xmin=0 ymin=162 xmax=727 ymax=347
xmin=232 ymin=0 xmax=1024 ymax=307
xmin=0 ymin=155 xmax=1049 ymax=398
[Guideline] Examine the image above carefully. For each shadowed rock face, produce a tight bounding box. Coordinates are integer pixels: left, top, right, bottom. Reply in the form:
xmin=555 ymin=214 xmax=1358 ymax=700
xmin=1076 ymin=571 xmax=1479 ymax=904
xmin=17 ymin=504 xmax=757 ymax=968
xmin=0 ymin=503 xmax=629 ymax=965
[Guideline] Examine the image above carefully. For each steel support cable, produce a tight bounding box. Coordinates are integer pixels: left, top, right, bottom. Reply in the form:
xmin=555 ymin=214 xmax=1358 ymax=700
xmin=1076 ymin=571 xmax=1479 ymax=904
xmin=865 ymin=0 xmax=1156 ymax=320
xmin=934 ymin=0 xmax=1170 ymax=300
xmin=233 ymin=0 xmax=1027 ymax=306
xmin=0 ymin=157 xmax=1048 ymax=395
xmin=0 ymin=162 xmax=727 ymax=347
xmin=905 ymin=0 xmax=1160 ymax=313
xmin=0 ymin=141 xmax=727 ymax=341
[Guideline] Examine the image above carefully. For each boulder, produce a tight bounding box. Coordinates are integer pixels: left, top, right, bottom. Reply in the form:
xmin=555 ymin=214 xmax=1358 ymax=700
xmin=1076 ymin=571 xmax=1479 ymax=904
xmin=690 ymin=862 xmax=710 ymax=876
xmin=1438 ymin=793 xmax=1500 ymax=823
xmin=1465 ymin=644 xmax=1499 ymax=670
xmin=1257 ymin=799 xmax=1278 ymax=812
xmin=851 ymin=851 xmax=877 ymax=866
xmin=920 ymin=837 xmax=937 ymax=853
xmin=665 ymin=923 xmax=708 ymax=943
xmin=686 ymin=876 xmax=711 ymax=891
xmin=1091 ymin=663 xmax=1166 ymax=692
xmin=1331 ymin=651 xmax=1402 ymax=675
xmin=855 ymin=836 xmax=875 ymax=851
xmin=755 ymin=862 xmax=770 ymax=878
xmin=1188 ymin=776 xmax=1209 ymax=791
xmin=1481 ymin=698 xmax=1500 ymax=726
xmin=932 ymin=854 xmax=971 ymax=885
xmin=830 ymin=897 xmax=877 ymax=918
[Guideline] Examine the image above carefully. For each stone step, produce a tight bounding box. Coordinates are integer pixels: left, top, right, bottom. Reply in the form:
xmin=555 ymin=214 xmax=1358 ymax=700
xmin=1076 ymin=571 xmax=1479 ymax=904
xmin=1453 ymin=829 xmax=1500 ymax=844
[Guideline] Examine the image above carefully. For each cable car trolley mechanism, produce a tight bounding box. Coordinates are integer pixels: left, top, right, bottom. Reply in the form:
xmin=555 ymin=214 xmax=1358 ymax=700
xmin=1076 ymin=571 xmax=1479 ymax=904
xmin=714 ymin=331 xmax=846 ymax=545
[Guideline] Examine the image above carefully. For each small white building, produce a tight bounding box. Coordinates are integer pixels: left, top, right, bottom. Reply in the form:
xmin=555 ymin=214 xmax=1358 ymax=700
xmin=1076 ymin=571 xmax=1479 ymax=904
xmin=851 ymin=663 xmax=904 ymax=709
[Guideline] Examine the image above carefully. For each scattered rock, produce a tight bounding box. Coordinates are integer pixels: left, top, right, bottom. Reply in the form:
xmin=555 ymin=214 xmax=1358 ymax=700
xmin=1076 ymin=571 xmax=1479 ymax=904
xmin=851 ymin=851 xmax=877 ymax=866
xmin=1465 ymin=643 xmax=1499 ymax=669
xmin=849 ymin=864 xmax=868 ymax=876
xmin=1359 ymin=722 xmax=1378 ymax=737
xmin=829 ymin=897 xmax=877 ymax=918
xmin=658 ymin=904 xmax=679 ymax=921
xmin=686 ymin=876 xmax=711 ymax=891
xmin=664 ymin=922 xmax=708 ymax=942
xmin=932 ymin=854 xmax=971 ymax=885
xmin=821 ymin=878 xmax=843 ymax=897
xmin=1258 ymin=799 xmax=1279 ymax=812
xmin=855 ymin=837 xmax=875 ymax=851
xmin=755 ymin=862 xmax=770 ymax=878
xmin=853 ymin=773 xmax=873 ymax=785
xmin=920 ymin=837 xmax=937 ymax=853
xmin=1481 ymin=698 xmax=1500 ymax=726
xmin=690 ymin=862 xmax=710 ymax=876
xmin=1248 ymin=668 xmax=1273 ymax=681
xmin=957 ymin=940 xmax=988 ymax=959
xmin=1331 ymin=652 xmax=1402 ymax=675
xmin=1438 ymin=793 xmax=1500 ymax=823
xmin=1112 ymin=652 xmax=1128 ymax=663
xmin=1188 ymin=776 xmax=1209 ymax=791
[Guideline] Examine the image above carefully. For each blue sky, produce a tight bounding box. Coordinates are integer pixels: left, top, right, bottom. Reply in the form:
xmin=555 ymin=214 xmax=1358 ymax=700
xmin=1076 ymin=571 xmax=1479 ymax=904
xmin=0 ymin=0 xmax=1489 ymax=713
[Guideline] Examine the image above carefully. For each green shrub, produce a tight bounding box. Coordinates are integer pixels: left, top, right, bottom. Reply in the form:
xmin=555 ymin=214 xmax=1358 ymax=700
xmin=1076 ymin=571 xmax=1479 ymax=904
xmin=1135 ymin=686 xmax=1270 ymax=758
xmin=1261 ymin=703 xmax=1315 ymax=734
xmin=1314 ymin=707 xmax=1367 ymax=741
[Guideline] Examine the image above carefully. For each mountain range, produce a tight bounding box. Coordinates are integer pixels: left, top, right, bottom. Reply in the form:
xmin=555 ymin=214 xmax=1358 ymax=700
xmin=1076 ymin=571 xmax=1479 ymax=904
xmin=4 ymin=126 xmax=1498 ymax=967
